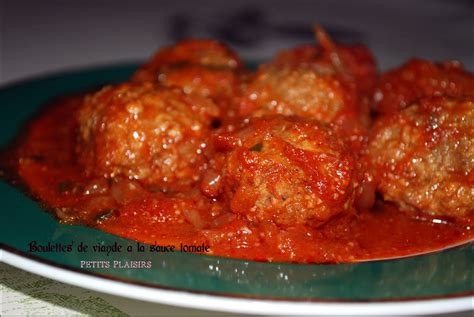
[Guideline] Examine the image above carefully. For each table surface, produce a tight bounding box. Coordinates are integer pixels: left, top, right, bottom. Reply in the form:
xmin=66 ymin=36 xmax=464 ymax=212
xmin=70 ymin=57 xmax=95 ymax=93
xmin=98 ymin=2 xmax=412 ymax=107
xmin=0 ymin=262 xmax=252 ymax=316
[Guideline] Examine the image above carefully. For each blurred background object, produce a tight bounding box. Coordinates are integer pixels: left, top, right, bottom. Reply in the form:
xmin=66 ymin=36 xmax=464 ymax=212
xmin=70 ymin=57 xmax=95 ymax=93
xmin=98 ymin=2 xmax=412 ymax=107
xmin=0 ymin=0 xmax=473 ymax=85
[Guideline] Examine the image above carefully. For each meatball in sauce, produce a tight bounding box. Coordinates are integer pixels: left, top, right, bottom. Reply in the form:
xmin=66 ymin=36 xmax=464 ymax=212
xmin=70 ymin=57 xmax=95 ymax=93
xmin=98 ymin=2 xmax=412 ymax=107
xmin=132 ymin=39 xmax=247 ymax=120
xmin=202 ymin=116 xmax=358 ymax=227
xmin=368 ymin=96 xmax=474 ymax=218
xmin=373 ymin=59 xmax=474 ymax=115
xmin=76 ymin=82 xmax=219 ymax=191
xmin=237 ymin=27 xmax=375 ymax=153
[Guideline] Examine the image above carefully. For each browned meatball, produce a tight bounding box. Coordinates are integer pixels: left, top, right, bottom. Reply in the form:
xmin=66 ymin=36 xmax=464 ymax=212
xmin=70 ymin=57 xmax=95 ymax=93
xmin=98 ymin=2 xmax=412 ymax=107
xmin=274 ymin=28 xmax=377 ymax=96
xmin=76 ymin=82 xmax=219 ymax=191
xmin=238 ymin=27 xmax=377 ymax=129
xmin=132 ymin=39 xmax=245 ymax=117
xmin=133 ymin=39 xmax=242 ymax=78
xmin=201 ymin=116 xmax=358 ymax=227
xmin=368 ymin=96 xmax=474 ymax=218
xmin=238 ymin=63 xmax=359 ymax=122
xmin=373 ymin=59 xmax=474 ymax=115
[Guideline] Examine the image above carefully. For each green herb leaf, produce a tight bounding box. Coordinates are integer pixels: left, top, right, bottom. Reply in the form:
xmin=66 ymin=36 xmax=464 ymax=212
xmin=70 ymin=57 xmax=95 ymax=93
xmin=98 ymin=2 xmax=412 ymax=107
xmin=250 ymin=142 xmax=263 ymax=152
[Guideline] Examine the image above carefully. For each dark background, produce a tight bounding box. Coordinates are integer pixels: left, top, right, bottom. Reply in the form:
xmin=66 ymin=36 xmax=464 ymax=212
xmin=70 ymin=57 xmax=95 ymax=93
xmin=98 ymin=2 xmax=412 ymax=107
xmin=1 ymin=0 xmax=473 ymax=85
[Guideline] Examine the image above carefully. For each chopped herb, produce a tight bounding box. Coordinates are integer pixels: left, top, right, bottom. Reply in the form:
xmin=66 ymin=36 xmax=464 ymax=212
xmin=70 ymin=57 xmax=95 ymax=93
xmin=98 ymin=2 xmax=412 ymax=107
xmin=147 ymin=185 xmax=165 ymax=193
xmin=250 ymin=142 xmax=263 ymax=152
xmin=95 ymin=209 xmax=116 ymax=224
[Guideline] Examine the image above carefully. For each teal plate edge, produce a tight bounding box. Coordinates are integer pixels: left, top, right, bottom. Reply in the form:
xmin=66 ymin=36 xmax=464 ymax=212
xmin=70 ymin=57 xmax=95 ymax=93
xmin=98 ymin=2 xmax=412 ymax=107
xmin=0 ymin=63 xmax=473 ymax=301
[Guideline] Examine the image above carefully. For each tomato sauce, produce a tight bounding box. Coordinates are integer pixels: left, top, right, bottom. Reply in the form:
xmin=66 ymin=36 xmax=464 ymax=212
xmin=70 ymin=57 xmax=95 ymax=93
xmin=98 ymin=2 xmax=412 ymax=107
xmin=1 ymin=96 xmax=472 ymax=264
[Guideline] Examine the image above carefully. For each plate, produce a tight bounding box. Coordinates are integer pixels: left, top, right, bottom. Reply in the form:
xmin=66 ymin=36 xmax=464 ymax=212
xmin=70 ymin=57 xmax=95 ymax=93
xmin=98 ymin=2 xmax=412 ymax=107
xmin=0 ymin=64 xmax=473 ymax=315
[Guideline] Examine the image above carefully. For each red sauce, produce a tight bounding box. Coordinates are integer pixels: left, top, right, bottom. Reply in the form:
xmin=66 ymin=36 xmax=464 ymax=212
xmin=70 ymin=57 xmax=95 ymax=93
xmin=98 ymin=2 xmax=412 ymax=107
xmin=1 ymin=96 xmax=472 ymax=263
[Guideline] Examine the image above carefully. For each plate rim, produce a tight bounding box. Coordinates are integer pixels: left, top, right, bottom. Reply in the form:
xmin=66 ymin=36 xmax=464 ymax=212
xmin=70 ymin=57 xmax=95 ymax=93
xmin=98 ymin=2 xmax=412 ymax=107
xmin=2 ymin=243 xmax=474 ymax=303
xmin=1 ymin=248 xmax=473 ymax=315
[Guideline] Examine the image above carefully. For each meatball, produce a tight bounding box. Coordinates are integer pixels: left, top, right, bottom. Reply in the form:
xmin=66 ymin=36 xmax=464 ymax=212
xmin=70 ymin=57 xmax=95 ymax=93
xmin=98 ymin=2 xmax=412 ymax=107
xmin=76 ymin=82 xmax=219 ymax=191
xmin=374 ymin=59 xmax=474 ymax=115
xmin=154 ymin=64 xmax=238 ymax=101
xmin=238 ymin=62 xmax=371 ymax=153
xmin=238 ymin=27 xmax=377 ymax=127
xmin=202 ymin=116 xmax=358 ymax=227
xmin=133 ymin=39 xmax=242 ymax=77
xmin=132 ymin=39 xmax=244 ymax=115
xmin=368 ymin=96 xmax=474 ymax=218
xmin=274 ymin=27 xmax=377 ymax=95
xmin=238 ymin=63 xmax=359 ymax=122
